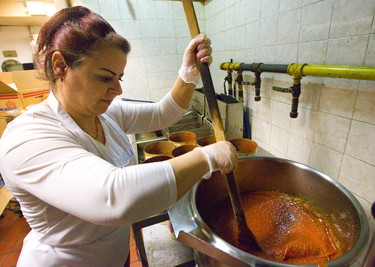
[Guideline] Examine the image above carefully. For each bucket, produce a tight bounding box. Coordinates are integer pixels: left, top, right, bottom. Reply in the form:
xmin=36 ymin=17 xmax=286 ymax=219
xmin=168 ymin=131 xmax=197 ymax=147
xmin=142 ymin=155 xmax=172 ymax=164
xmin=143 ymin=141 xmax=176 ymax=159
xmin=172 ymin=144 xmax=199 ymax=157
xmin=229 ymin=138 xmax=257 ymax=156
xmin=197 ymin=135 xmax=217 ymax=147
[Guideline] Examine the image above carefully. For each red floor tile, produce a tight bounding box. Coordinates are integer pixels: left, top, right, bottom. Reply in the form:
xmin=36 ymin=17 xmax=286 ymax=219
xmin=130 ymin=260 xmax=142 ymax=267
xmin=2 ymin=250 xmax=20 ymax=267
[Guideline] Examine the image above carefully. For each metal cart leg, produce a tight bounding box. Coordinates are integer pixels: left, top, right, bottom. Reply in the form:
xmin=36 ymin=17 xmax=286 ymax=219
xmin=131 ymin=212 xmax=169 ymax=267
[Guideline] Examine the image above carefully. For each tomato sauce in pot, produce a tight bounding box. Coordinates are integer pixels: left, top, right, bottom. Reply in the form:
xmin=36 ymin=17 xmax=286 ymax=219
xmin=204 ymin=191 xmax=344 ymax=264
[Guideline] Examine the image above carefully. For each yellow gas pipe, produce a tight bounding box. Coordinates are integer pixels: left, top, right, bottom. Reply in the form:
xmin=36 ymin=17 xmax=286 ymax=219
xmin=220 ymin=62 xmax=375 ymax=118
xmin=287 ymin=64 xmax=375 ymax=80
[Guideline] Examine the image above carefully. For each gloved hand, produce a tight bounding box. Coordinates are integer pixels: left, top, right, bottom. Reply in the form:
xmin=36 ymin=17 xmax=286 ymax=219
xmin=178 ymin=33 xmax=212 ymax=85
xmin=195 ymin=141 xmax=238 ymax=179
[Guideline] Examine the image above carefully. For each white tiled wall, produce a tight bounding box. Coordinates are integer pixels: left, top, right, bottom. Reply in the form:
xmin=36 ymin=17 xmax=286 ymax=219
xmin=74 ymin=0 xmax=374 ymax=265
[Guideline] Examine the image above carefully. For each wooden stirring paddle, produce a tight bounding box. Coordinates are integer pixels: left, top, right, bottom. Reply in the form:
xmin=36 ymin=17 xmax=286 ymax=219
xmin=181 ymin=0 xmax=261 ymax=252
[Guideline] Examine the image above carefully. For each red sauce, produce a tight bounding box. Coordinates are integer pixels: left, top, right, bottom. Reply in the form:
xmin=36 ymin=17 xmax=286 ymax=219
xmin=204 ymin=191 xmax=343 ymax=264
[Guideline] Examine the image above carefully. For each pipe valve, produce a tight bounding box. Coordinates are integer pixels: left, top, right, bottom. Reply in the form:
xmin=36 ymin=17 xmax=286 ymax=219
xmin=272 ymin=79 xmax=301 ymax=118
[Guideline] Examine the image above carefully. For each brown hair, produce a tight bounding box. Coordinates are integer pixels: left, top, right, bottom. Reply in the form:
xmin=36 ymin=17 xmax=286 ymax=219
xmin=34 ymin=6 xmax=131 ymax=84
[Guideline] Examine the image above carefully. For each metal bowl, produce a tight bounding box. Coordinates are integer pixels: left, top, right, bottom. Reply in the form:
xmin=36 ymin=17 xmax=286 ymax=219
xmin=169 ymin=157 xmax=369 ymax=267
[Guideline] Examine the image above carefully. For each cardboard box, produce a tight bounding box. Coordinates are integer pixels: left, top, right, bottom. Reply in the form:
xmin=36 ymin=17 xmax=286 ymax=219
xmin=0 ymin=70 xmax=50 ymax=117
xmin=0 ymin=186 xmax=13 ymax=215
xmin=0 ymin=70 xmax=50 ymax=136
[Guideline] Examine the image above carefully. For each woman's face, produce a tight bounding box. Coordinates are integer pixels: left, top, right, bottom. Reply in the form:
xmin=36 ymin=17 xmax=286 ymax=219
xmin=60 ymin=44 xmax=127 ymax=118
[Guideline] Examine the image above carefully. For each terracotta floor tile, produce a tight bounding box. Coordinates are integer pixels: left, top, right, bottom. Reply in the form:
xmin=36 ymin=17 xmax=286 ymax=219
xmin=0 ymin=237 xmax=17 ymax=255
xmin=129 ymin=244 xmax=139 ymax=262
xmin=2 ymin=250 xmax=20 ymax=267
xmin=129 ymin=260 xmax=142 ymax=267
xmin=0 ymin=254 xmax=7 ymax=266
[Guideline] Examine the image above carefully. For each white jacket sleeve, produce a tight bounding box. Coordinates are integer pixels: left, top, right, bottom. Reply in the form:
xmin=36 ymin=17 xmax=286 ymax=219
xmin=109 ymin=91 xmax=187 ymax=134
xmin=0 ymin=115 xmax=176 ymax=226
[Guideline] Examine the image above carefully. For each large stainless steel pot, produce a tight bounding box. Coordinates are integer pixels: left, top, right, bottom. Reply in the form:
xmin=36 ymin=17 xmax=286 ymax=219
xmin=169 ymin=157 xmax=369 ymax=267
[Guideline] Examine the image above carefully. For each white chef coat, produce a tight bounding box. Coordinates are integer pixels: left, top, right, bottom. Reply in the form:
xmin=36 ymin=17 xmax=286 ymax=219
xmin=0 ymin=91 xmax=186 ymax=267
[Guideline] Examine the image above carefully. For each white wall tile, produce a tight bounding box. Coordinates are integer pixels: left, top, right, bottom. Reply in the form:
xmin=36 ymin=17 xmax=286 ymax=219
xmin=300 ymin=0 xmax=332 ymax=42
xmin=319 ymin=78 xmax=359 ymax=119
xmin=279 ymin=0 xmax=303 ymax=12
xmin=326 ymin=36 xmax=368 ymax=65
xmin=340 ymin=155 xmax=375 ymax=203
xmin=346 ymin=121 xmax=375 ymax=166
xmin=252 ymin=98 xmax=272 ymax=122
xmin=143 ymin=38 xmax=161 ymax=56
xmin=107 ymin=20 xmax=123 ymax=36
xmin=303 ymin=0 xmax=321 ymax=4
xmin=251 ymin=116 xmax=272 ymax=144
xmin=330 ymin=0 xmax=375 ymax=38
xmin=159 ymin=38 xmax=177 ymax=56
xmin=204 ymin=0 xmax=215 ymax=18
xmin=260 ymin=16 xmax=278 ymax=46
xmin=77 ymin=0 xmax=99 ymax=13
xmin=128 ymin=39 xmax=145 ymax=57
xmin=157 ymin=20 xmax=176 ymax=38
xmin=118 ymin=0 xmax=138 ymax=20
xmin=310 ymin=143 xmax=343 ymax=179
xmin=314 ymin=112 xmax=351 ymax=153
xmin=365 ymin=34 xmax=375 ymax=65
xmin=286 ymin=132 xmax=312 ymax=164
xmin=140 ymin=20 xmax=159 ymax=38
xmin=299 ymin=77 xmax=322 ymax=111
xmin=224 ymin=6 xmax=235 ymax=31
xmin=245 ymin=22 xmax=260 ymax=48
xmin=259 ymin=46 xmax=277 ymax=62
xmin=271 ymin=101 xmax=292 ymax=130
xmin=276 ymin=43 xmax=298 ymax=63
xmin=261 ymin=0 xmax=279 ymax=18
xmin=290 ymin=107 xmax=318 ymax=141
xmin=234 ymin=0 xmax=247 ymax=27
xmin=298 ymin=41 xmax=328 ymax=64
xmin=174 ymin=19 xmax=190 ymax=38
xmin=155 ymin=1 xmax=173 ymax=19
xmin=354 ymin=81 xmax=375 ymax=124
xmin=122 ymin=20 xmax=141 ymax=39
xmin=137 ymin=0 xmax=156 ymax=20
xmin=277 ymin=8 xmax=302 ymax=45
xmin=100 ymin=0 xmax=122 ymax=18
xmin=246 ymin=0 xmax=261 ymax=23
xmin=270 ymin=125 xmax=289 ymax=154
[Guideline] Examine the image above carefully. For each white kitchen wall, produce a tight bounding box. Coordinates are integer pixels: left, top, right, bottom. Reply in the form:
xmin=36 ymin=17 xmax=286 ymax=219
xmin=204 ymin=0 xmax=375 ymax=266
xmin=0 ymin=26 xmax=35 ymax=69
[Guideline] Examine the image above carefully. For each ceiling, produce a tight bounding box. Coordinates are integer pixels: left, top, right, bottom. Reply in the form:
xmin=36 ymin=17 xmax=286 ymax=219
xmin=0 ymin=0 xmax=207 ymax=27
xmin=0 ymin=0 xmax=55 ymax=26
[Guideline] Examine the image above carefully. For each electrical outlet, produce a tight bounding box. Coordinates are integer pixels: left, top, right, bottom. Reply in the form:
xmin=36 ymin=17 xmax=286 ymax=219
xmin=3 ymin=50 xmax=18 ymax=57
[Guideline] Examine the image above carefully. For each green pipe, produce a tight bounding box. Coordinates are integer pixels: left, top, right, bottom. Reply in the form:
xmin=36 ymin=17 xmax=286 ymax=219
xmin=287 ymin=64 xmax=375 ymax=81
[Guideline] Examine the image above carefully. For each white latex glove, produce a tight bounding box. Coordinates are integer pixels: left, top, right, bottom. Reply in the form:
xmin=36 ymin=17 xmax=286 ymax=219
xmin=195 ymin=141 xmax=238 ymax=179
xmin=178 ymin=33 xmax=212 ymax=85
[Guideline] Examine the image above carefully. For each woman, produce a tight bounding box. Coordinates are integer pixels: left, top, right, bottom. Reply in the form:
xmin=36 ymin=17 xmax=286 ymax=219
xmin=0 ymin=6 xmax=237 ymax=267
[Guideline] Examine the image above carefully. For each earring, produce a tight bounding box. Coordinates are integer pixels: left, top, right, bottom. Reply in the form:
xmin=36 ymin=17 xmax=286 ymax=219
xmin=61 ymin=77 xmax=63 ymax=82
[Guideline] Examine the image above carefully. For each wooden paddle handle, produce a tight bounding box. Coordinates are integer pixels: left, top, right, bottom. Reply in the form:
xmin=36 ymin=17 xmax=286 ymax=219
xmin=182 ymin=0 xmax=246 ymax=217
xmin=181 ymin=0 xmax=225 ymax=142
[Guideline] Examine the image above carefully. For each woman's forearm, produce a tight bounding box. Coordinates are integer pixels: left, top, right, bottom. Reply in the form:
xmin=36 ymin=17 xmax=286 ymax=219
xmin=170 ymin=77 xmax=197 ymax=109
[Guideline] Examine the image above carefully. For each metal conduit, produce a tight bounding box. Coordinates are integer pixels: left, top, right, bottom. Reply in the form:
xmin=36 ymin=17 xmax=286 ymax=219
xmin=220 ymin=62 xmax=375 ymax=118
